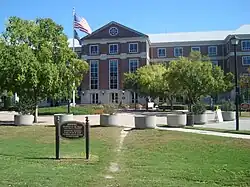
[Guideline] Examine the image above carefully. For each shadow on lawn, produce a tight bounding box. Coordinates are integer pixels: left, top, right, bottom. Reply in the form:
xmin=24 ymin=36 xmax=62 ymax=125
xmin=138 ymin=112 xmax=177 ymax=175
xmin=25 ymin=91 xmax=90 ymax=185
xmin=0 ymin=120 xmax=15 ymax=126
xmin=0 ymin=153 xmax=87 ymax=161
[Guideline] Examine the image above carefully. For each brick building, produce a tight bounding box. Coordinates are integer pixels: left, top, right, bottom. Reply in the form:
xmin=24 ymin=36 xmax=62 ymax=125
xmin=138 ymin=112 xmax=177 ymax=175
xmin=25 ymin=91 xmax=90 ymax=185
xmin=68 ymin=21 xmax=250 ymax=105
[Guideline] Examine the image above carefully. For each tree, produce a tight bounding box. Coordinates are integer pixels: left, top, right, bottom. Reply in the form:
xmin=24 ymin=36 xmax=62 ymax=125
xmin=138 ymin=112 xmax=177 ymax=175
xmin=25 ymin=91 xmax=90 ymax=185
xmin=0 ymin=17 xmax=88 ymax=122
xmin=166 ymin=51 xmax=234 ymax=112
xmin=240 ymin=68 xmax=250 ymax=103
xmin=123 ymin=64 xmax=176 ymax=110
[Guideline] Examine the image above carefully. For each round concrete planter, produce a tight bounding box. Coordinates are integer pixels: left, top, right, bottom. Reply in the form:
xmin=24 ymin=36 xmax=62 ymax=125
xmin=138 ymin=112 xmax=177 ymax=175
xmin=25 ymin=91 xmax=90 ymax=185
xmin=54 ymin=114 xmax=74 ymax=125
xmin=194 ymin=113 xmax=207 ymax=125
xmin=167 ymin=113 xmax=187 ymax=127
xmin=100 ymin=114 xmax=119 ymax=127
xmin=222 ymin=111 xmax=236 ymax=121
xmin=14 ymin=115 xmax=34 ymax=126
xmin=135 ymin=115 xmax=156 ymax=129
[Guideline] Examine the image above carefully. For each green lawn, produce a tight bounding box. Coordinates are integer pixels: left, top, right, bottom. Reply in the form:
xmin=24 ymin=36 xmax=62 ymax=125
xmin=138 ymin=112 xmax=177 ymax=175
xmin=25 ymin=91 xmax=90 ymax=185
xmin=0 ymin=126 xmax=250 ymax=187
xmin=38 ymin=105 xmax=100 ymax=115
xmin=0 ymin=126 xmax=121 ymax=187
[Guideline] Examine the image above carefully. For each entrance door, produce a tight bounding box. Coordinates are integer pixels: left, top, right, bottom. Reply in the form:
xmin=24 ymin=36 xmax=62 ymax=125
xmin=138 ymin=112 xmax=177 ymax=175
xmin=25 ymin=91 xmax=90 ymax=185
xmin=91 ymin=93 xmax=99 ymax=104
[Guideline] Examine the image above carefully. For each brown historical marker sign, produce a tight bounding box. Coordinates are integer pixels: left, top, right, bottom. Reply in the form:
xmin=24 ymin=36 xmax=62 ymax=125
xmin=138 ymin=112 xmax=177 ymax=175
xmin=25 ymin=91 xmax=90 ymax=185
xmin=55 ymin=118 xmax=90 ymax=160
xmin=60 ymin=122 xmax=84 ymax=139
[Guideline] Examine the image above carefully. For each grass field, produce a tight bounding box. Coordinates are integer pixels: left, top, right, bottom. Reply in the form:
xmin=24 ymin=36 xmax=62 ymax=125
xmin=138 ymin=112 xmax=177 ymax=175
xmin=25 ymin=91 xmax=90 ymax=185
xmin=0 ymin=126 xmax=250 ymax=187
xmin=38 ymin=105 xmax=101 ymax=115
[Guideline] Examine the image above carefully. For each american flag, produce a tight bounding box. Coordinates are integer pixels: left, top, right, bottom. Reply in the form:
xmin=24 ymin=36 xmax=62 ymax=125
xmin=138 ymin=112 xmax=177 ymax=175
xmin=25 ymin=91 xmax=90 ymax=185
xmin=74 ymin=14 xmax=92 ymax=34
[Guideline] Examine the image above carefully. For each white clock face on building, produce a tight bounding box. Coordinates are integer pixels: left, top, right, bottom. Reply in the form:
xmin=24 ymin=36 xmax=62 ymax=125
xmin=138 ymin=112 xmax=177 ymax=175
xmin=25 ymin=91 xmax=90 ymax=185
xmin=109 ymin=27 xmax=119 ymax=36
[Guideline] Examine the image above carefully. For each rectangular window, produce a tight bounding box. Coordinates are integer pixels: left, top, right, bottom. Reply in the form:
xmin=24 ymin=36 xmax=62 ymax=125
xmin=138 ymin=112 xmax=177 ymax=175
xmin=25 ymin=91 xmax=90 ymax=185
xmin=241 ymin=40 xmax=250 ymax=51
xmin=109 ymin=44 xmax=118 ymax=54
xmin=242 ymin=56 xmax=250 ymax=66
xmin=208 ymin=46 xmax=217 ymax=56
xmin=157 ymin=48 xmax=166 ymax=57
xmin=89 ymin=45 xmax=99 ymax=55
xmin=91 ymin=93 xmax=99 ymax=104
xmin=110 ymin=93 xmax=119 ymax=103
xmin=191 ymin=47 xmax=200 ymax=52
xmin=129 ymin=59 xmax=139 ymax=73
xmin=174 ymin=47 xmax=183 ymax=57
xmin=90 ymin=60 xmax=99 ymax=89
xmin=109 ymin=59 xmax=118 ymax=89
xmin=131 ymin=92 xmax=138 ymax=104
xmin=129 ymin=43 xmax=138 ymax=53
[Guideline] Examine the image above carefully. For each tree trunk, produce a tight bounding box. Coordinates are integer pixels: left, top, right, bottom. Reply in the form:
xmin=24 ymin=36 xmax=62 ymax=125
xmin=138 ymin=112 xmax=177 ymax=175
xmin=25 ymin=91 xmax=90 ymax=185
xmin=33 ymin=105 xmax=38 ymax=123
xmin=188 ymin=103 xmax=192 ymax=113
xmin=170 ymin=99 xmax=173 ymax=111
xmin=146 ymin=97 xmax=149 ymax=111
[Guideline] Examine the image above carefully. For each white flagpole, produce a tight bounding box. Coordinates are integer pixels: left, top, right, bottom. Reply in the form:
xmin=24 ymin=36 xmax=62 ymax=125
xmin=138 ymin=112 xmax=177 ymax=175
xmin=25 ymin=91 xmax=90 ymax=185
xmin=72 ymin=7 xmax=76 ymax=107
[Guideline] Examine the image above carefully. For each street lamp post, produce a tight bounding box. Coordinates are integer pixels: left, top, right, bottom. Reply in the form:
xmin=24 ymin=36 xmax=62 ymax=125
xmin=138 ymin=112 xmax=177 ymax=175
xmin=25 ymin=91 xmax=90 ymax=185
xmin=230 ymin=35 xmax=240 ymax=131
xmin=66 ymin=61 xmax=70 ymax=114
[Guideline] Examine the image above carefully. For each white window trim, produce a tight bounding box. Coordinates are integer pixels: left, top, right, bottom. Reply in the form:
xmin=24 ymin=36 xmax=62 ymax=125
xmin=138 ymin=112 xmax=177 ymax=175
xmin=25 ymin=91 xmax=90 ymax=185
xmin=109 ymin=44 xmax=119 ymax=54
xmin=241 ymin=40 xmax=250 ymax=51
xmin=89 ymin=60 xmax=99 ymax=90
xmin=174 ymin=47 xmax=183 ymax=57
xmin=109 ymin=59 xmax=119 ymax=90
xmin=208 ymin=46 xmax=217 ymax=56
xmin=191 ymin=47 xmax=200 ymax=52
xmin=89 ymin=44 xmax=99 ymax=55
xmin=242 ymin=56 xmax=250 ymax=66
xmin=157 ymin=48 xmax=167 ymax=58
xmin=129 ymin=59 xmax=139 ymax=73
xmin=129 ymin=43 xmax=139 ymax=53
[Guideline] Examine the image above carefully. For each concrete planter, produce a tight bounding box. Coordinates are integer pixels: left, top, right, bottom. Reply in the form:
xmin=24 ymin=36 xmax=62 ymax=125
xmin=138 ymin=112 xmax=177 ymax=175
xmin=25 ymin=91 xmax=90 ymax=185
xmin=100 ymin=114 xmax=119 ymax=127
xmin=167 ymin=113 xmax=186 ymax=127
xmin=14 ymin=115 xmax=34 ymax=126
xmin=135 ymin=115 xmax=156 ymax=129
xmin=54 ymin=114 xmax=74 ymax=125
xmin=222 ymin=111 xmax=236 ymax=121
xmin=194 ymin=113 xmax=207 ymax=125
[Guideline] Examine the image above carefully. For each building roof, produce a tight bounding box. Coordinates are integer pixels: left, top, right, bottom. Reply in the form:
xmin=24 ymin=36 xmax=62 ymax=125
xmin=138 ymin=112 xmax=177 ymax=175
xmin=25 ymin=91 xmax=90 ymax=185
xmin=67 ymin=24 xmax=250 ymax=47
xmin=148 ymin=25 xmax=250 ymax=43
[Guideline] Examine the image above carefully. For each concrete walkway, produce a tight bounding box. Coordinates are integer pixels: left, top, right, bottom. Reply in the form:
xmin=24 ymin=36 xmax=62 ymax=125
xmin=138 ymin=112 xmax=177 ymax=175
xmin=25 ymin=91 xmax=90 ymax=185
xmin=1 ymin=111 xmax=250 ymax=139
xmin=156 ymin=126 xmax=250 ymax=139
xmin=195 ymin=118 xmax=250 ymax=131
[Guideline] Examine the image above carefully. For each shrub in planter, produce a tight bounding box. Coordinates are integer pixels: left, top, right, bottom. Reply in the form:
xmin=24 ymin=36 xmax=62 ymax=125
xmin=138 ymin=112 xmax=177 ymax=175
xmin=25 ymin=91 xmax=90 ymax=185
xmin=136 ymin=103 xmax=143 ymax=110
xmin=221 ymin=101 xmax=236 ymax=121
xmin=192 ymin=102 xmax=207 ymax=124
xmin=100 ymin=104 xmax=119 ymax=126
xmin=14 ymin=97 xmax=34 ymax=126
xmin=119 ymin=103 xmax=130 ymax=110
xmin=167 ymin=113 xmax=187 ymax=127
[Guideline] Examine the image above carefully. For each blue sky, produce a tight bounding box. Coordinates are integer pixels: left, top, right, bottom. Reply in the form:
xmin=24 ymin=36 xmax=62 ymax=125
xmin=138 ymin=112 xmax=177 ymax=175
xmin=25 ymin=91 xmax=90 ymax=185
xmin=1 ymin=0 xmax=250 ymax=38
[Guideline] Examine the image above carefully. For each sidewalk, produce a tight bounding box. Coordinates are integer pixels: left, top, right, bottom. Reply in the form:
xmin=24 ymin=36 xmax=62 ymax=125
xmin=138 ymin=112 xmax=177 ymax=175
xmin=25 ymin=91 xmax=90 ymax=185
xmin=156 ymin=126 xmax=250 ymax=140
